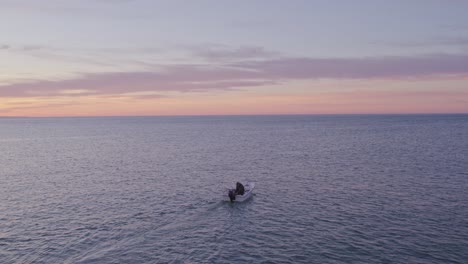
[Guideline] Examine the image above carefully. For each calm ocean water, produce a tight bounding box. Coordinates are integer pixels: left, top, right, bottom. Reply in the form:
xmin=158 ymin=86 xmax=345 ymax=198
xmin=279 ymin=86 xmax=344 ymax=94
xmin=1 ymin=115 xmax=467 ymax=263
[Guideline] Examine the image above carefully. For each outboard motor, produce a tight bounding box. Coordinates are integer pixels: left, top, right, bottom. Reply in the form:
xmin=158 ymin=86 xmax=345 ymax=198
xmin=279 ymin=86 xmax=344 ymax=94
xmin=228 ymin=190 xmax=236 ymax=202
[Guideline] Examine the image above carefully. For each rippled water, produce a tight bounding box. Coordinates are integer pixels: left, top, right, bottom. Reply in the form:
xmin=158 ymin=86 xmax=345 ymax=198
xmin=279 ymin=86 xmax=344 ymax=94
xmin=1 ymin=115 xmax=467 ymax=263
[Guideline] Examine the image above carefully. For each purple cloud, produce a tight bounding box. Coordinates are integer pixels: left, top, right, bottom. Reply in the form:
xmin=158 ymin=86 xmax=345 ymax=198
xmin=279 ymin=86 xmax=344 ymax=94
xmin=388 ymin=37 xmax=468 ymax=48
xmin=190 ymin=45 xmax=279 ymax=61
xmin=235 ymin=54 xmax=468 ymax=79
xmin=0 ymin=65 xmax=274 ymax=98
xmin=1 ymin=53 xmax=468 ymax=98
xmin=21 ymin=45 xmax=45 ymax=51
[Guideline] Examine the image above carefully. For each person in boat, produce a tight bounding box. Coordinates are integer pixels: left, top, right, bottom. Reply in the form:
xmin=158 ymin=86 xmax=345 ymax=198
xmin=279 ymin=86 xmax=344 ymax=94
xmin=228 ymin=189 xmax=236 ymax=202
xmin=228 ymin=182 xmax=246 ymax=202
xmin=235 ymin=182 xmax=245 ymax=195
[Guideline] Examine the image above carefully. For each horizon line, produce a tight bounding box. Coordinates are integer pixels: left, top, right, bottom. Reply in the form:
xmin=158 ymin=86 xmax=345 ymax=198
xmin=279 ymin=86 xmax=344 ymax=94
xmin=1 ymin=112 xmax=467 ymax=118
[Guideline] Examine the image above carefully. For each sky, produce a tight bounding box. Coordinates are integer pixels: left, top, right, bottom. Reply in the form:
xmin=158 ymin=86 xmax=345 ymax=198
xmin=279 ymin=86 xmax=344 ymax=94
xmin=1 ymin=0 xmax=468 ymax=116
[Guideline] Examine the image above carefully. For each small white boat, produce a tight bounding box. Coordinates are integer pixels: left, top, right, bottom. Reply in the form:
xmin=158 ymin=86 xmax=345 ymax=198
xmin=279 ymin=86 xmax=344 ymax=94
xmin=224 ymin=182 xmax=255 ymax=202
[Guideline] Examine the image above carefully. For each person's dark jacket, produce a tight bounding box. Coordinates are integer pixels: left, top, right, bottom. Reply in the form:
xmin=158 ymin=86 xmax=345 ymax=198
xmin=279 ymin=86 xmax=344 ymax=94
xmin=235 ymin=182 xmax=245 ymax=195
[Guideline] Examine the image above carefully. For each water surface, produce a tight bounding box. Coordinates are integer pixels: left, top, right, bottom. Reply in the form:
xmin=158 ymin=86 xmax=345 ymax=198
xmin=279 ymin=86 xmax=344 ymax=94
xmin=1 ymin=115 xmax=467 ymax=263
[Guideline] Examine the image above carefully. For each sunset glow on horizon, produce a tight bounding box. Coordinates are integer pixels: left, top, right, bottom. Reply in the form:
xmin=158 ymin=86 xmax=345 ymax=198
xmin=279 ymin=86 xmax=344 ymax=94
xmin=1 ymin=0 xmax=468 ymax=117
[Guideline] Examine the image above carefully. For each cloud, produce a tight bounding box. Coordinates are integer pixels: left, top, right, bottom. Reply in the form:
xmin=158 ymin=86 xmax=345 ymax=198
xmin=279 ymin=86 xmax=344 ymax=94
xmin=234 ymin=53 xmax=468 ymax=80
xmin=388 ymin=37 xmax=468 ymax=48
xmin=20 ymin=45 xmax=45 ymax=51
xmin=1 ymin=0 xmax=151 ymax=19
xmin=94 ymin=0 xmax=139 ymax=3
xmin=1 ymin=53 xmax=468 ymax=98
xmin=3 ymin=43 xmax=137 ymax=68
xmin=0 ymin=100 xmax=80 ymax=114
xmin=5 ymin=43 xmax=275 ymax=69
xmin=190 ymin=45 xmax=279 ymax=61
xmin=1 ymin=43 xmax=49 ymax=52
xmin=0 ymin=65 xmax=275 ymax=98
xmin=313 ymin=89 xmax=468 ymax=113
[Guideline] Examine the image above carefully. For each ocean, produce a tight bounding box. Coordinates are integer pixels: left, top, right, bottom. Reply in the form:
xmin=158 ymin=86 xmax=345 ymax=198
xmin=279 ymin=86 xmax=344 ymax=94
xmin=1 ymin=115 xmax=467 ymax=263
